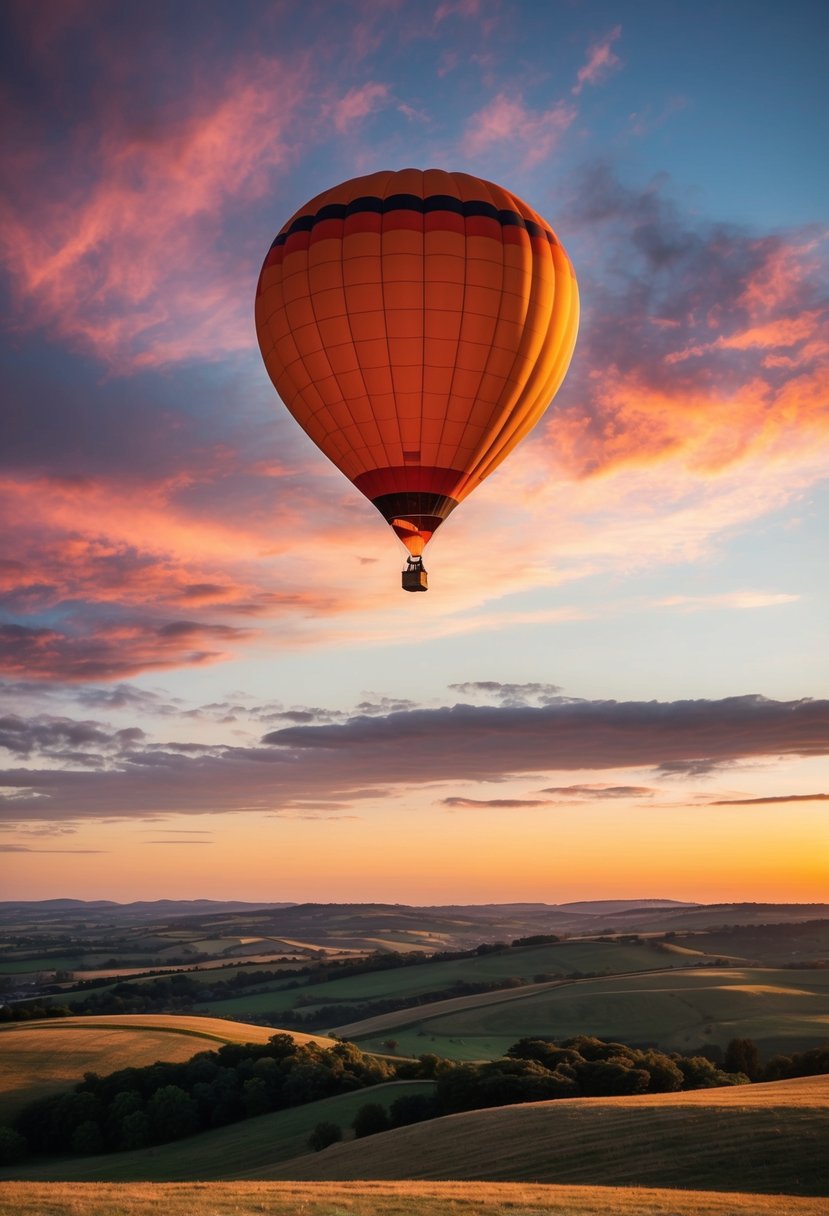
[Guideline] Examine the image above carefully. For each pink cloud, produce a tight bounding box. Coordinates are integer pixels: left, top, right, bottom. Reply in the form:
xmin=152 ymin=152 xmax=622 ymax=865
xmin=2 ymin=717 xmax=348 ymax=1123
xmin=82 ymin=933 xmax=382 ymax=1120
xmin=329 ymin=82 xmax=392 ymax=133
xmin=463 ymin=91 xmax=576 ymax=167
xmin=0 ymin=54 xmax=315 ymax=369
xmin=573 ymin=25 xmax=622 ymax=94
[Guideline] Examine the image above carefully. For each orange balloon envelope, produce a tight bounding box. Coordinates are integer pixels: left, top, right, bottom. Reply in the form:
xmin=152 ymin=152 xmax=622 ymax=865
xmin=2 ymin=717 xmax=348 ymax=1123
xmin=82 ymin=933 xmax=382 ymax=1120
xmin=255 ymin=168 xmax=579 ymax=589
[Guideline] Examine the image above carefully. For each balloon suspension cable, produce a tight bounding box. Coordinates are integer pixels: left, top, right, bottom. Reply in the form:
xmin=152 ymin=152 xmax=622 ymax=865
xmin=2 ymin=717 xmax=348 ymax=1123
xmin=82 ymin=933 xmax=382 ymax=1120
xmin=401 ymin=554 xmax=428 ymax=593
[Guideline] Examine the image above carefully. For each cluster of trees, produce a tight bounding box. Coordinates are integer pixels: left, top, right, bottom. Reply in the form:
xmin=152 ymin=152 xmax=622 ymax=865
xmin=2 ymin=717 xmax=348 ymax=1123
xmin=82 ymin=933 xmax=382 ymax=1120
xmin=0 ymin=1002 xmax=73 ymax=1023
xmin=4 ymin=1028 xmax=829 ymax=1167
xmin=11 ymin=1033 xmax=391 ymax=1160
xmin=306 ymin=1035 xmax=829 ymax=1151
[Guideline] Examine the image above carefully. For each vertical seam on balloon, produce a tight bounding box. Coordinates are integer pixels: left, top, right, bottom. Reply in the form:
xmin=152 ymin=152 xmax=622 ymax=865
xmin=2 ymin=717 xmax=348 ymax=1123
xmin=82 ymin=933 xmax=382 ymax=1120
xmin=457 ymin=190 xmax=536 ymax=491
xmin=302 ymin=219 xmax=361 ymax=466
xmin=472 ymin=239 xmax=573 ymax=485
xmin=379 ymin=174 xmax=405 ymax=494
xmin=476 ymin=255 xmax=578 ymax=481
xmin=458 ymin=176 xmax=508 ymax=481
xmin=337 ymin=190 xmax=389 ymax=480
xmin=459 ymin=192 xmax=549 ymax=491
xmin=433 ymin=171 xmax=468 ymax=473
xmin=418 ymin=167 xmax=425 ymax=472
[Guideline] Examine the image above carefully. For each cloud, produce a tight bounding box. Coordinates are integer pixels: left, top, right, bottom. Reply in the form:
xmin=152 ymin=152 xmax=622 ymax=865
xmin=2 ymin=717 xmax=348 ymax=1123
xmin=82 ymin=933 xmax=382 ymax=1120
xmin=145 ymin=839 xmax=214 ymax=845
xmin=0 ymin=620 xmax=253 ymax=683
xmin=1 ymin=694 xmax=825 ymax=822
xmin=0 ymin=844 xmax=106 ymax=854
xmin=656 ymin=759 xmax=733 ymax=779
xmin=539 ymin=785 xmax=655 ymax=799
xmin=655 ymin=592 xmax=799 ymax=612
xmin=329 ymin=82 xmax=391 ymax=132
xmin=549 ymin=167 xmax=829 ymax=481
xmin=709 ymin=792 xmax=829 ymax=806
xmin=463 ymin=91 xmax=576 ymax=167
xmin=442 ymin=797 xmax=550 ymax=809
xmin=0 ymin=49 xmax=318 ymax=369
xmin=0 ymin=713 xmax=144 ymax=758
xmin=573 ymin=25 xmax=622 ymax=94
xmin=448 ymin=682 xmax=564 ymax=706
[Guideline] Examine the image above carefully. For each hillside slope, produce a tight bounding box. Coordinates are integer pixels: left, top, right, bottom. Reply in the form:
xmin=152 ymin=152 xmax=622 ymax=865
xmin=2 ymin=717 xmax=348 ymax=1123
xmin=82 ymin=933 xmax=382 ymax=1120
xmin=342 ymin=966 xmax=829 ymax=1059
xmin=0 ymin=1015 xmax=333 ymax=1119
xmin=266 ymin=1074 xmax=829 ymax=1195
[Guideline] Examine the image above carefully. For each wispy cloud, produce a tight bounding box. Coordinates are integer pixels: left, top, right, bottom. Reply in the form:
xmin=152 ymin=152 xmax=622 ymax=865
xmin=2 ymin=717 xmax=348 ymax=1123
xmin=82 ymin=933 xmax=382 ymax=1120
xmin=463 ymin=91 xmax=576 ymax=167
xmin=442 ymin=797 xmax=550 ymax=809
xmin=710 ymin=792 xmax=829 ymax=806
xmin=1 ymin=694 xmax=825 ymax=821
xmin=573 ymin=25 xmax=622 ymax=94
xmin=1 ymin=52 xmax=316 ymax=368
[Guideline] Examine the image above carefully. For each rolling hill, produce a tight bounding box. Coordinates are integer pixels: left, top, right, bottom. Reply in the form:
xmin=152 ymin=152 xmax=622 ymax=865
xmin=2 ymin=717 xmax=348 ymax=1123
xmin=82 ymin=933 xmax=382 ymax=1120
xmin=0 ymin=1015 xmax=333 ymax=1120
xmin=265 ymin=1074 xmax=829 ymax=1195
xmin=340 ymin=966 xmax=829 ymax=1059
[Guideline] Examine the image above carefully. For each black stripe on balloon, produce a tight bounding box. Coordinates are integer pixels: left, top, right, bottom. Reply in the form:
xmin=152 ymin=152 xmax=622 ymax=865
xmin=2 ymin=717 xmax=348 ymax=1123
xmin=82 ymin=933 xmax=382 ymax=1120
xmin=270 ymin=195 xmax=555 ymax=248
xmin=371 ymin=491 xmax=460 ymax=524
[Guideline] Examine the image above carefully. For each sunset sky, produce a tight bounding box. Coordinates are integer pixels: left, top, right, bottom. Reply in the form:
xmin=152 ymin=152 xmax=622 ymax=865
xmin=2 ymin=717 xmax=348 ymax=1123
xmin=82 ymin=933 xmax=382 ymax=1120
xmin=1 ymin=0 xmax=827 ymax=905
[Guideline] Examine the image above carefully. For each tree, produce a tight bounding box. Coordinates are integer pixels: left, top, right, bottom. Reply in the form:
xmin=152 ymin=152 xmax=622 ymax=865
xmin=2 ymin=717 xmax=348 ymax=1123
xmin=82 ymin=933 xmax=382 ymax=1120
xmin=0 ymin=1126 xmax=27 ymax=1166
xmin=723 ymin=1038 xmax=761 ymax=1080
xmin=308 ymin=1121 xmax=342 ymax=1151
xmin=382 ymin=1039 xmax=399 ymax=1054
xmin=146 ymin=1085 xmax=198 ymax=1143
xmin=71 ymin=1120 xmax=103 ymax=1155
xmin=353 ymin=1102 xmax=390 ymax=1138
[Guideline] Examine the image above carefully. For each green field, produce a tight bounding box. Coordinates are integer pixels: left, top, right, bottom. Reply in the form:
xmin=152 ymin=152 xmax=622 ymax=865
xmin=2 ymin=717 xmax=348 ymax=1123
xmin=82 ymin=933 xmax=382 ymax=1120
xmin=194 ymin=940 xmax=690 ymax=1019
xmin=5 ymin=1082 xmax=435 ymax=1181
xmin=342 ymin=967 xmax=829 ymax=1059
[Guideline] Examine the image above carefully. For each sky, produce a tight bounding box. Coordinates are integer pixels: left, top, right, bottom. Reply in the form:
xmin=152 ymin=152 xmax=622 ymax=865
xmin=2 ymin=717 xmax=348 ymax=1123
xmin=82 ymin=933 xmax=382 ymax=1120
xmin=1 ymin=0 xmax=827 ymax=906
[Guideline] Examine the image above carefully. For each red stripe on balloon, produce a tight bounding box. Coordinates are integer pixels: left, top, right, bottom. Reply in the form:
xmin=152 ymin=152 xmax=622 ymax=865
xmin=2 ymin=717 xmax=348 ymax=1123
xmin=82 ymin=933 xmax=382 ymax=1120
xmin=354 ymin=465 xmax=466 ymax=499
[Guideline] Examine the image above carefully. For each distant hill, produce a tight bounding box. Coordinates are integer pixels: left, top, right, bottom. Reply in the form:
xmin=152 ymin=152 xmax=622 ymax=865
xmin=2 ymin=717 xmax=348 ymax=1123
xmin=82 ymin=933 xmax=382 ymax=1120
xmin=558 ymin=899 xmax=698 ymax=914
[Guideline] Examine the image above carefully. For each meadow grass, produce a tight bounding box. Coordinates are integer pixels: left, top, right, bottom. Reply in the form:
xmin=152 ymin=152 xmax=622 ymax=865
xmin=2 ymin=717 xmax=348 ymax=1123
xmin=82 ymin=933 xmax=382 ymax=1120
xmin=0 ymin=1181 xmax=826 ymax=1216
xmin=195 ymin=940 xmax=686 ymax=1018
xmin=344 ymin=967 xmax=829 ymax=1059
xmin=0 ymin=1015 xmax=333 ymax=1118
xmin=263 ymin=1074 xmax=829 ymax=1195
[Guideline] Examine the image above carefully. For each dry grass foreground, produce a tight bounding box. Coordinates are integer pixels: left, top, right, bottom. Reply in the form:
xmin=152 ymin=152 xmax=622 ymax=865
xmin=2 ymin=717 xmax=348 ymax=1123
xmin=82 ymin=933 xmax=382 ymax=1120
xmin=0 ymin=1182 xmax=827 ymax=1216
xmin=0 ymin=1015 xmax=333 ymax=1119
xmin=266 ymin=1074 xmax=829 ymax=1195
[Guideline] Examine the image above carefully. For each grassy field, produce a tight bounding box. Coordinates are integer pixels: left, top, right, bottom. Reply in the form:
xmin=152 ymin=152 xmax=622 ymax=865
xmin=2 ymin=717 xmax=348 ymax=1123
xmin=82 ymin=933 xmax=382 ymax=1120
xmin=1 ymin=1182 xmax=826 ymax=1216
xmin=5 ymin=1081 xmax=436 ymax=1181
xmin=264 ymin=1074 xmax=829 ymax=1195
xmin=194 ymin=939 xmax=691 ymax=1019
xmin=0 ymin=1015 xmax=333 ymax=1119
xmin=343 ymin=966 xmax=829 ymax=1059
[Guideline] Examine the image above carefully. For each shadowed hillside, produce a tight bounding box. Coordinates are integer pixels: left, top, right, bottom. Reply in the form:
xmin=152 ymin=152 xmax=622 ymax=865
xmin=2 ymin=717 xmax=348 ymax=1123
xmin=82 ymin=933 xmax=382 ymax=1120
xmin=264 ymin=1074 xmax=829 ymax=1195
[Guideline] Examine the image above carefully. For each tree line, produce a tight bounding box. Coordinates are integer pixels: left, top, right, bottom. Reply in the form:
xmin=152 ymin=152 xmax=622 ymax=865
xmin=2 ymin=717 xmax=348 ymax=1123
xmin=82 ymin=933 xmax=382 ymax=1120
xmin=3 ymin=1029 xmax=826 ymax=1168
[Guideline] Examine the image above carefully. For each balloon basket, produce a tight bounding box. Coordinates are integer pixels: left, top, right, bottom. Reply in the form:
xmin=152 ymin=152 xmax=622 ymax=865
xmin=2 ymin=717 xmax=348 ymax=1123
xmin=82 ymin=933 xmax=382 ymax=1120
xmin=402 ymin=557 xmax=428 ymax=592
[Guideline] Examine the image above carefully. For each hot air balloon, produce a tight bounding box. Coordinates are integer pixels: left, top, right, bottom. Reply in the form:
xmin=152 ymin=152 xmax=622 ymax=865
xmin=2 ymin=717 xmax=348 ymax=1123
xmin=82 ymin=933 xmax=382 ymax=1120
xmin=255 ymin=169 xmax=578 ymax=591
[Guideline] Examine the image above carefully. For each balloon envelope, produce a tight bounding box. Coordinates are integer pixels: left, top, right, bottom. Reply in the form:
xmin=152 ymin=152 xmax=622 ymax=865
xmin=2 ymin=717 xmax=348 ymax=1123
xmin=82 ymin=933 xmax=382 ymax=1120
xmin=255 ymin=168 xmax=578 ymax=559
